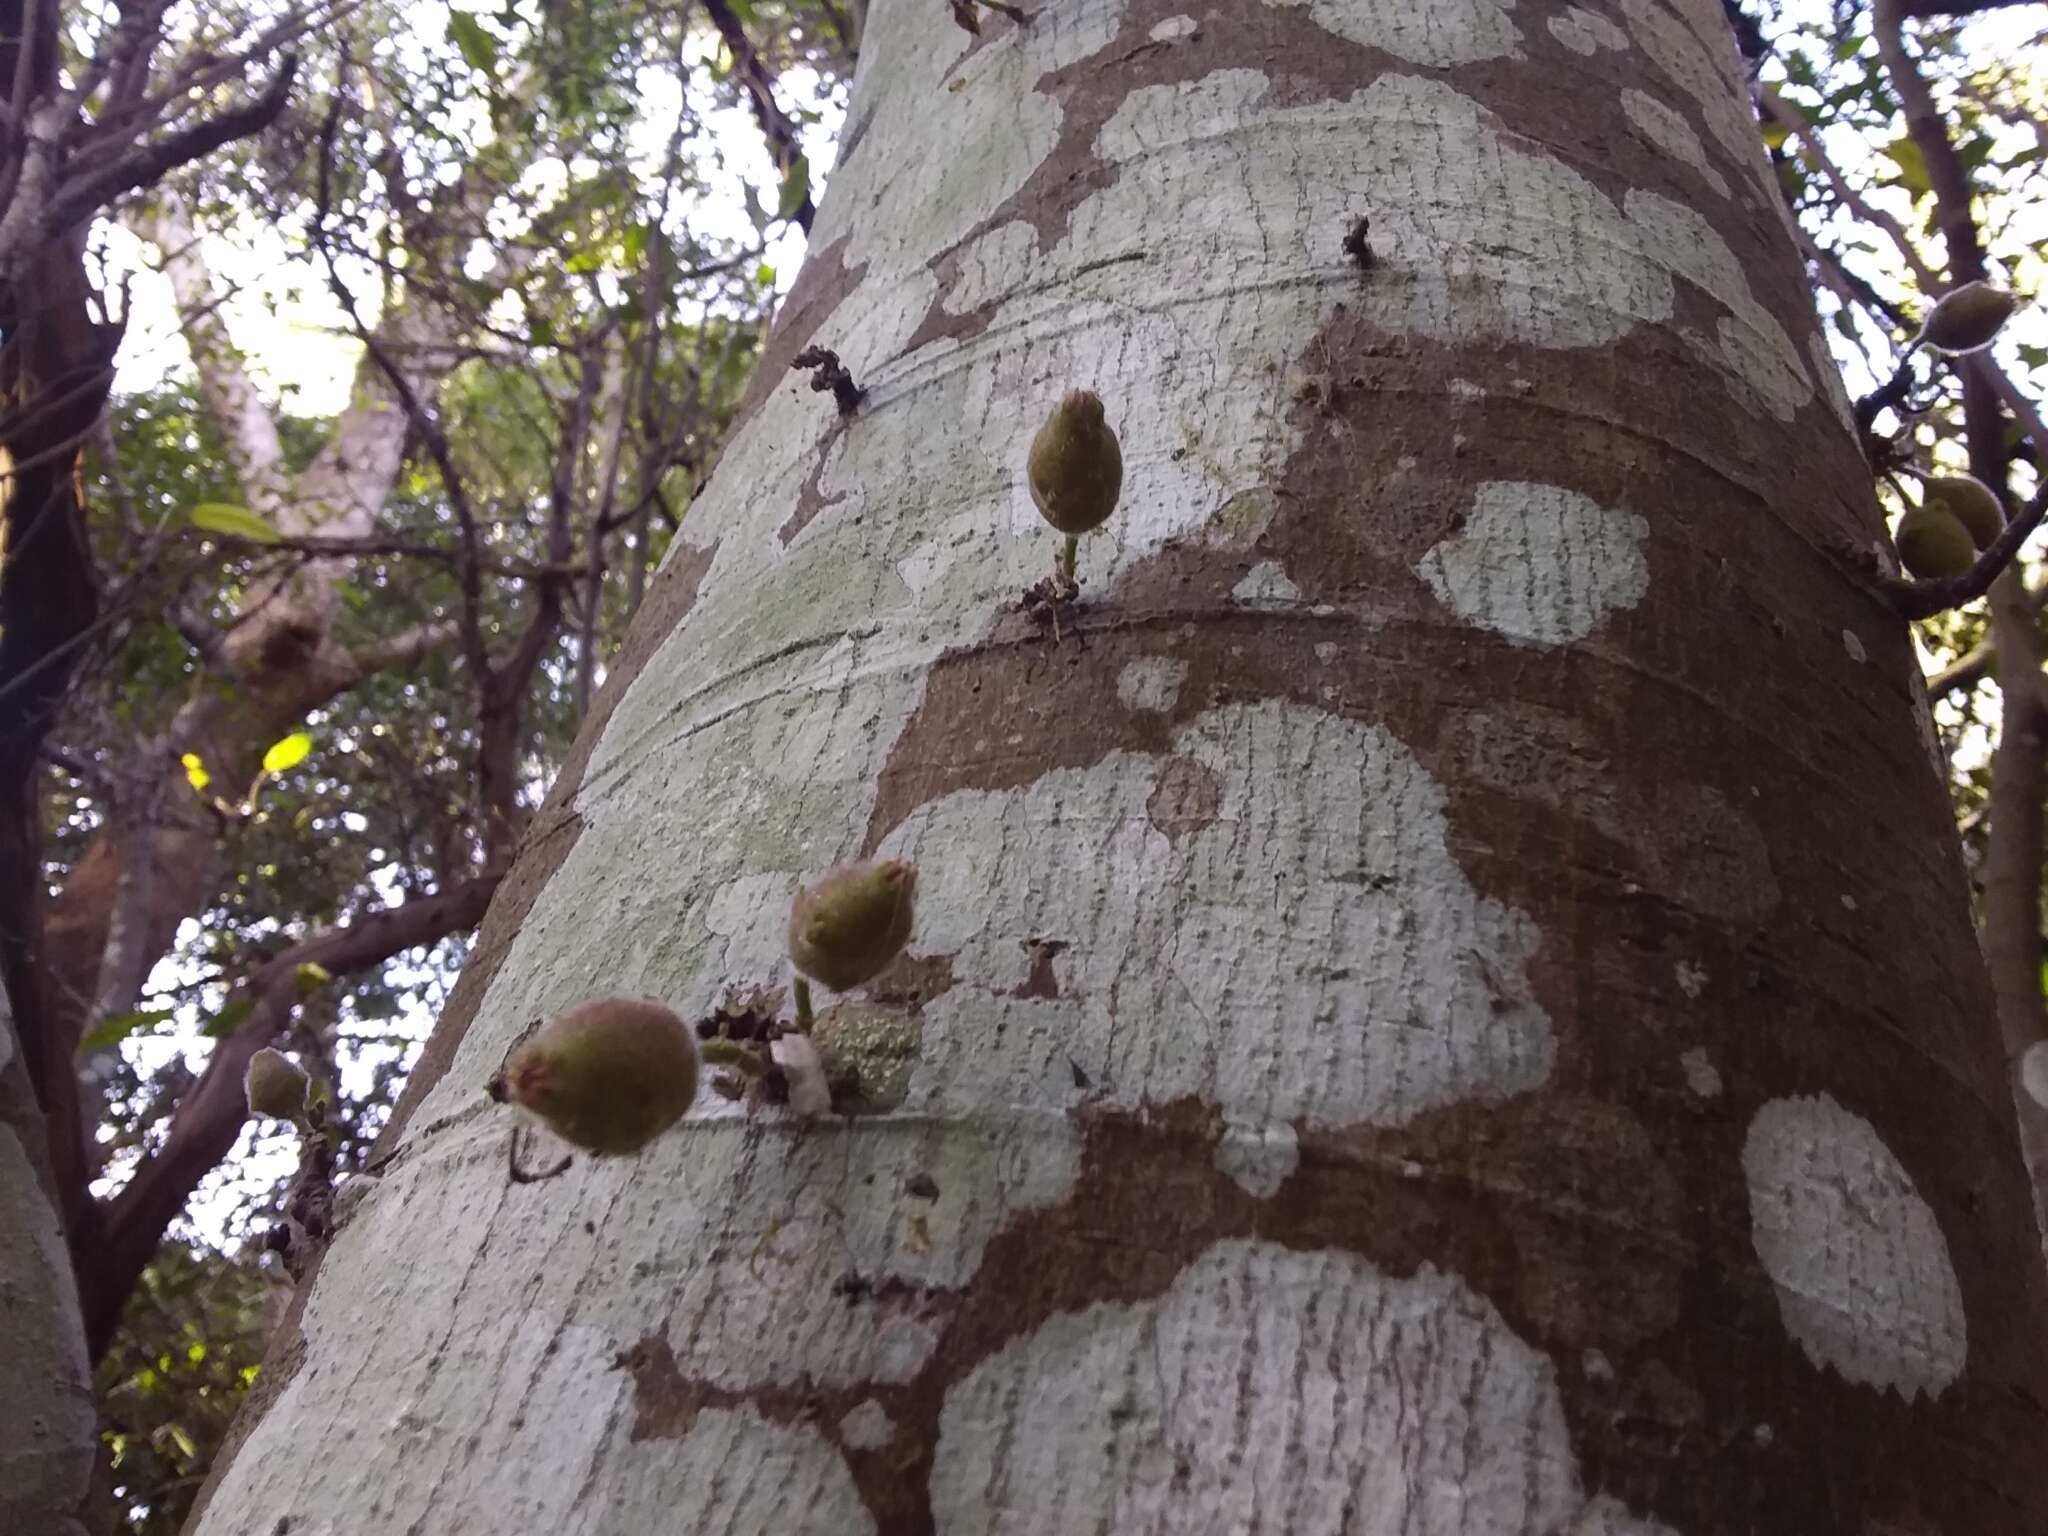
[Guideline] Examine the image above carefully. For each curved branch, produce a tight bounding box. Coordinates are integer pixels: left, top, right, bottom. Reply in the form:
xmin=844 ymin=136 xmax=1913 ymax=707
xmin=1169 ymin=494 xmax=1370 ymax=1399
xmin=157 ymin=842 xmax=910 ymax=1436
xmin=79 ymin=873 xmax=500 ymax=1356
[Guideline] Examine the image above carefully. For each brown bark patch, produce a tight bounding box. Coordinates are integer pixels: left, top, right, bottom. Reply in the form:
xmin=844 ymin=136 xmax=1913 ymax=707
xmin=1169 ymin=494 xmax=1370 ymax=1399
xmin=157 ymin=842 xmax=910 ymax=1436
xmin=779 ymin=418 xmax=856 ymax=546
xmin=1011 ymin=937 xmax=1069 ymax=1000
xmin=867 ymin=950 xmax=957 ymax=1013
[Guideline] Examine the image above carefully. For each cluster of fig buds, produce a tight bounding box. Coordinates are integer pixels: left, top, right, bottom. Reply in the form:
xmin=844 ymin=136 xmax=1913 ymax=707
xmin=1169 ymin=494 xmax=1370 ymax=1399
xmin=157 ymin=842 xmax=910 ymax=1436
xmin=1890 ymin=282 xmax=2024 ymax=578
xmin=481 ymin=859 xmax=919 ymax=1160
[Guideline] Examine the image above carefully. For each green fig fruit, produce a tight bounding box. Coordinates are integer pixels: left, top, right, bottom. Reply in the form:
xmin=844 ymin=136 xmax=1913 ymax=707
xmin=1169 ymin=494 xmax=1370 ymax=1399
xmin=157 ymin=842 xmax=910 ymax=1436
xmin=488 ymin=997 xmax=699 ymax=1155
xmin=1916 ymin=282 xmax=2019 ymax=356
xmin=1894 ymin=503 xmax=1977 ymax=579
xmin=1027 ymin=390 xmax=1123 ymax=536
xmin=788 ymin=859 xmax=917 ymax=992
xmin=1920 ymin=474 xmax=2002 ymax=551
xmin=244 ymin=1047 xmax=310 ymax=1121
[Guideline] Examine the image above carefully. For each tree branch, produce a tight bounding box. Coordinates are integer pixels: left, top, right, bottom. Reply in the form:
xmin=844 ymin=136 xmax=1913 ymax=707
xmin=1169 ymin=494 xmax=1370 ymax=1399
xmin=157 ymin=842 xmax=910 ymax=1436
xmin=80 ymin=873 xmax=501 ymax=1356
xmin=701 ymin=0 xmax=816 ymax=233
xmin=124 ymin=189 xmax=290 ymax=513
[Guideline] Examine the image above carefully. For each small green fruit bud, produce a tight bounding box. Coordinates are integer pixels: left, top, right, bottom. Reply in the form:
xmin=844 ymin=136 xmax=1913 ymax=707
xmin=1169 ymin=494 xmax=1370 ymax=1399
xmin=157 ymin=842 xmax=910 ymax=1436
xmin=244 ymin=1048 xmax=309 ymax=1121
xmin=487 ymin=997 xmax=699 ymax=1155
xmin=788 ymin=860 xmax=917 ymax=992
xmin=1894 ymin=502 xmax=1976 ymax=579
xmin=1027 ymin=390 xmax=1123 ymax=536
xmin=1920 ymin=474 xmax=2002 ymax=551
xmin=1916 ymin=282 xmax=2019 ymax=356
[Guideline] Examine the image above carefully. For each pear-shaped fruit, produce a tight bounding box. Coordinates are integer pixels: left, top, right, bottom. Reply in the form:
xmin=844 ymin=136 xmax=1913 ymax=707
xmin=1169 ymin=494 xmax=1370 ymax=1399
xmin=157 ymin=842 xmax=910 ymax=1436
xmin=1920 ymin=474 xmax=2002 ymax=551
xmin=488 ymin=997 xmax=699 ymax=1155
xmin=1894 ymin=502 xmax=1976 ymax=579
xmin=1027 ymin=390 xmax=1123 ymax=536
xmin=788 ymin=860 xmax=917 ymax=992
xmin=244 ymin=1048 xmax=310 ymax=1121
xmin=1917 ymin=282 xmax=2019 ymax=356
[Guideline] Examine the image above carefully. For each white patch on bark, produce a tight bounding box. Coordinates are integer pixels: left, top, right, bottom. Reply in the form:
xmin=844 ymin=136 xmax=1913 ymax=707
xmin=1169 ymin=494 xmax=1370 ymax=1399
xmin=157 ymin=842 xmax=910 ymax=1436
xmin=1550 ymin=7 xmax=1629 ymax=52
xmin=1116 ymin=656 xmax=1190 ymax=712
xmin=1674 ymin=960 xmax=1707 ymax=998
xmin=1581 ymin=1347 xmax=1614 ymax=1380
xmin=1622 ymin=90 xmax=1729 ymax=197
xmin=1418 ymin=482 xmax=1650 ymax=646
xmin=879 ymin=700 xmax=1553 ymax=1131
xmin=1625 ymin=190 xmax=1813 ymax=420
xmin=1743 ymin=1093 xmax=1967 ymax=1399
xmin=1264 ymin=0 xmax=1522 ymax=64
xmin=839 ymin=1399 xmax=897 ymax=1451
xmin=930 ymin=1240 xmax=1673 ymax=1535
xmin=1231 ymin=560 xmax=1303 ymax=606
xmin=1213 ymin=1112 xmax=1300 ymax=1197
xmin=2020 ymin=1040 xmax=2048 ymax=1111
xmin=1614 ymin=0 xmax=1777 ymax=207
xmin=1841 ymin=628 xmax=1867 ymax=663
xmin=587 ymin=1409 xmax=875 ymax=1536
xmin=1679 ymin=1046 xmax=1722 ymax=1099
xmin=1150 ymin=13 xmax=1200 ymax=39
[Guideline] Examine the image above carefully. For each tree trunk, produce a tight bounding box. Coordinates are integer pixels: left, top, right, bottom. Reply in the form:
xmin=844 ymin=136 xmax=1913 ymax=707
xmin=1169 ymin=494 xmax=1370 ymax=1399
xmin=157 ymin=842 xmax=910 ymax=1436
xmin=0 ymin=996 xmax=99 ymax=1536
xmin=187 ymin=2 xmax=2048 ymax=1531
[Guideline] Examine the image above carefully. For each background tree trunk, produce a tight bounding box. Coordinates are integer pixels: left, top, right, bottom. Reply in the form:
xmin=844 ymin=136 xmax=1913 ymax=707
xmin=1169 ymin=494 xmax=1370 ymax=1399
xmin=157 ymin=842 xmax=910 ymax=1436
xmin=187 ymin=1 xmax=2048 ymax=1530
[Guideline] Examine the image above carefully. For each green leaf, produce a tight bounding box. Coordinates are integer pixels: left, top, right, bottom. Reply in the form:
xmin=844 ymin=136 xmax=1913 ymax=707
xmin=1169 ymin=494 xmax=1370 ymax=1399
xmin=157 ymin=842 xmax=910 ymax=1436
xmin=80 ymin=1008 xmax=177 ymax=1053
xmin=190 ymin=503 xmax=282 ymax=544
xmin=261 ymin=731 xmax=313 ymax=775
xmin=295 ymin=961 xmax=333 ymax=997
xmin=776 ymin=154 xmax=811 ymax=222
xmin=1881 ymin=135 xmax=1931 ymax=199
xmin=447 ymin=11 xmax=499 ymax=75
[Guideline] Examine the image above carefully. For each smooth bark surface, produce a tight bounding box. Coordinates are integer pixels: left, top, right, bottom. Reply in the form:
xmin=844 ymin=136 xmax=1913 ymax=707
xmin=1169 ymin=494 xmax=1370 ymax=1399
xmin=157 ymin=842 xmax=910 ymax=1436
xmin=0 ymin=1000 xmax=97 ymax=1536
xmin=191 ymin=2 xmax=2048 ymax=1532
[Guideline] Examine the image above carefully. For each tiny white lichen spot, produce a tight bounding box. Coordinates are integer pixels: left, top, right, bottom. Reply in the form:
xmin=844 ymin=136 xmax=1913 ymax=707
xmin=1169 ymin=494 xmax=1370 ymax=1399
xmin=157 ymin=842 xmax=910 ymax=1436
xmin=1550 ymin=6 xmax=1629 ymax=53
xmin=838 ymin=1399 xmax=897 ymax=1452
xmin=930 ymin=1240 xmax=1678 ymax=1535
xmin=1213 ymin=1112 xmax=1300 ymax=1198
xmin=1264 ymin=0 xmax=1522 ymax=65
xmin=1675 ymin=960 xmax=1707 ymax=999
xmin=1679 ymin=1046 xmax=1722 ymax=1099
xmin=1150 ymin=12 xmax=1199 ymax=39
xmin=1231 ymin=560 xmax=1303 ymax=606
xmin=1419 ymin=482 xmax=1650 ymax=647
xmin=1116 ymin=655 xmax=1190 ymax=713
xmin=1744 ymin=1094 xmax=1967 ymax=1399
xmin=1842 ymin=628 xmax=1867 ymax=663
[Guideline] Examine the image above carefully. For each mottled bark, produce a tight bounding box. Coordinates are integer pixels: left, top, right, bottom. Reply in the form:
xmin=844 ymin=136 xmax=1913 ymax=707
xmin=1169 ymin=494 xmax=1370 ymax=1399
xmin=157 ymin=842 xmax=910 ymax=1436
xmin=0 ymin=998 xmax=99 ymax=1536
xmin=191 ymin=3 xmax=2048 ymax=1533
